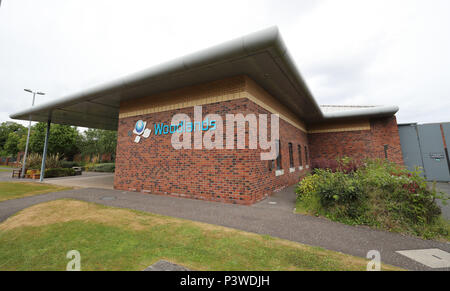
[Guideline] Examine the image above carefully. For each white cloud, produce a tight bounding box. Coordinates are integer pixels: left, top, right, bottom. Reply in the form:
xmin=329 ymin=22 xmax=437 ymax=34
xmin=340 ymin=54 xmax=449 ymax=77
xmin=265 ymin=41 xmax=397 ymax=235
xmin=0 ymin=0 xmax=449 ymax=125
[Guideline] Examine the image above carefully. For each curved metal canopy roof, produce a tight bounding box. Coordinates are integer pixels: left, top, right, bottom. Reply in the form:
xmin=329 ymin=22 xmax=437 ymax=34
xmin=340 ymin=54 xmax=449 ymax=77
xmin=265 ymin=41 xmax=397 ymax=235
xmin=10 ymin=26 xmax=398 ymax=130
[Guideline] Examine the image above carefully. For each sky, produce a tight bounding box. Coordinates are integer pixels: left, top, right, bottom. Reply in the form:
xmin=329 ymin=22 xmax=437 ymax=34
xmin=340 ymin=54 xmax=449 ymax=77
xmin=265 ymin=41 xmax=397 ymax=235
xmin=1 ymin=0 xmax=449 ymax=127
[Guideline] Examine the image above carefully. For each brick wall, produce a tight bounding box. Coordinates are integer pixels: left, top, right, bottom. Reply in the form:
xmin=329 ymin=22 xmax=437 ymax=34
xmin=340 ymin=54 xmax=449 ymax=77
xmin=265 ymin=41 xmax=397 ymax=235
xmin=308 ymin=116 xmax=404 ymax=165
xmin=244 ymin=100 xmax=309 ymax=202
xmin=115 ymin=97 xmax=309 ymax=205
xmin=115 ymin=75 xmax=403 ymax=205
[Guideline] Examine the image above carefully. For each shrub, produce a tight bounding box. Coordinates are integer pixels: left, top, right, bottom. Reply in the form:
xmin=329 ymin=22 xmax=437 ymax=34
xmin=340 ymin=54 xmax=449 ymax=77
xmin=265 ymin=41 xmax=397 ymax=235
xmin=296 ymin=158 xmax=449 ymax=239
xmin=46 ymin=153 xmax=63 ymax=169
xmin=61 ymin=161 xmax=80 ymax=168
xmin=25 ymin=153 xmax=43 ymax=169
xmin=89 ymin=163 xmax=115 ymax=173
xmin=312 ymin=157 xmax=363 ymax=174
xmin=44 ymin=168 xmax=75 ymax=178
xmin=23 ymin=153 xmax=63 ymax=169
xmin=357 ymin=160 xmax=444 ymax=229
xmin=297 ymin=169 xmax=366 ymax=222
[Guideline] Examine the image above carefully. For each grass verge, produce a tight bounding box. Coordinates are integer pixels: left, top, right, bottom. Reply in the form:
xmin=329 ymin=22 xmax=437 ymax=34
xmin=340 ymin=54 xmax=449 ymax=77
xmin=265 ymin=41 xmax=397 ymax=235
xmin=0 ymin=182 xmax=71 ymax=202
xmin=0 ymin=199 xmax=402 ymax=271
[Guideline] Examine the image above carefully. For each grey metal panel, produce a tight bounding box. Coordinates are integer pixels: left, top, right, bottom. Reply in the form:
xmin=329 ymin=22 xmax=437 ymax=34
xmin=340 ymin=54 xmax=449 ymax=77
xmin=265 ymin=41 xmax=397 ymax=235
xmin=442 ymin=123 xmax=450 ymax=146
xmin=417 ymin=124 xmax=450 ymax=182
xmin=398 ymin=124 xmax=424 ymax=174
xmin=442 ymin=123 xmax=450 ymax=177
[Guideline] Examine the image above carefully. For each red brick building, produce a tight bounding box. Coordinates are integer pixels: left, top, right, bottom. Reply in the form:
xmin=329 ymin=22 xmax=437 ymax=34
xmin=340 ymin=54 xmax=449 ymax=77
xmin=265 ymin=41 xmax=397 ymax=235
xmin=10 ymin=27 xmax=403 ymax=204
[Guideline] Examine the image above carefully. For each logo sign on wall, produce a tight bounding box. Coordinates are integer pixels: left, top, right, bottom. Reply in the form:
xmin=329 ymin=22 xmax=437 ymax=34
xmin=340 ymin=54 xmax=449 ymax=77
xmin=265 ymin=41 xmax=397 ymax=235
xmin=133 ymin=120 xmax=151 ymax=143
xmin=132 ymin=119 xmax=216 ymax=143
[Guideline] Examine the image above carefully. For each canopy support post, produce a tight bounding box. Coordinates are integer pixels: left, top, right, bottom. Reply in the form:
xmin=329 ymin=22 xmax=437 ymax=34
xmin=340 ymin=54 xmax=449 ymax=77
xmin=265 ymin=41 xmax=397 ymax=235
xmin=39 ymin=118 xmax=51 ymax=182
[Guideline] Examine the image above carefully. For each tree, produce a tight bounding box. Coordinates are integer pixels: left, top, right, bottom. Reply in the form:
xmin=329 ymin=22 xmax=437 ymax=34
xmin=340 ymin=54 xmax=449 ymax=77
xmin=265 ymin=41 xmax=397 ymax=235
xmin=79 ymin=128 xmax=117 ymax=160
xmin=0 ymin=122 xmax=26 ymax=153
xmin=98 ymin=129 xmax=117 ymax=155
xmin=4 ymin=132 xmax=20 ymax=157
xmin=18 ymin=134 xmax=27 ymax=152
xmin=29 ymin=122 xmax=81 ymax=159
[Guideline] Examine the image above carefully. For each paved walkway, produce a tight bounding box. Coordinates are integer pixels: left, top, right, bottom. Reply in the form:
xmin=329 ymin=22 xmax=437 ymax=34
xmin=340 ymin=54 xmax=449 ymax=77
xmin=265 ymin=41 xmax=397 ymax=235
xmin=0 ymin=185 xmax=449 ymax=270
xmin=0 ymin=170 xmax=114 ymax=189
xmin=43 ymin=172 xmax=114 ymax=189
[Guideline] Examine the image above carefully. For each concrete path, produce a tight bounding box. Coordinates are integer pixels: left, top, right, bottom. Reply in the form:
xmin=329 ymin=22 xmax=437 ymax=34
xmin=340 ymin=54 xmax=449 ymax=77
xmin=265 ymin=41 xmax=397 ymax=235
xmin=43 ymin=172 xmax=114 ymax=189
xmin=0 ymin=185 xmax=449 ymax=271
xmin=0 ymin=170 xmax=114 ymax=189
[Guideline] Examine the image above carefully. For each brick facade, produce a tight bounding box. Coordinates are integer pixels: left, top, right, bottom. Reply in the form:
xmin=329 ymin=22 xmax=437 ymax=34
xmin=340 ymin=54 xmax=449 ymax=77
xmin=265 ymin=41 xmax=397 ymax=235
xmin=114 ymin=75 xmax=402 ymax=205
xmin=308 ymin=116 xmax=403 ymax=165
xmin=115 ymin=97 xmax=310 ymax=205
xmin=115 ymin=76 xmax=310 ymax=205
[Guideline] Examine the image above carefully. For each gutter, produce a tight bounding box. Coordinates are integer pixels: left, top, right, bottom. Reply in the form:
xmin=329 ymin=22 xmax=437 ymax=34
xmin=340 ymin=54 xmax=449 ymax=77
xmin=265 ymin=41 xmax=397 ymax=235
xmin=320 ymin=105 xmax=399 ymax=122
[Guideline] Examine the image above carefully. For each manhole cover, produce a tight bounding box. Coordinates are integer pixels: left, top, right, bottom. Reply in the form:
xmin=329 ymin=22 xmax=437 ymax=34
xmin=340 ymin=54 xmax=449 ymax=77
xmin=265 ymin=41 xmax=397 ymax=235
xmin=144 ymin=260 xmax=190 ymax=271
xmin=100 ymin=196 xmax=116 ymax=201
xmin=396 ymin=248 xmax=450 ymax=268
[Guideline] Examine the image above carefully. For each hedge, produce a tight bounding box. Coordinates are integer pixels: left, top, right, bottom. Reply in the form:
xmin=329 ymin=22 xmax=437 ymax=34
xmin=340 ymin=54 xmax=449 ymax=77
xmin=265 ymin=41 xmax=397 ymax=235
xmin=61 ymin=161 xmax=81 ymax=168
xmin=89 ymin=163 xmax=115 ymax=173
xmin=44 ymin=168 xmax=76 ymax=178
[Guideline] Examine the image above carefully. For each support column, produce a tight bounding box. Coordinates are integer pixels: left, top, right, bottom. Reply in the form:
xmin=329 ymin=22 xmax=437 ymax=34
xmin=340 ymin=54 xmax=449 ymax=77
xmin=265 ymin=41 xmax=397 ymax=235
xmin=39 ymin=118 xmax=51 ymax=182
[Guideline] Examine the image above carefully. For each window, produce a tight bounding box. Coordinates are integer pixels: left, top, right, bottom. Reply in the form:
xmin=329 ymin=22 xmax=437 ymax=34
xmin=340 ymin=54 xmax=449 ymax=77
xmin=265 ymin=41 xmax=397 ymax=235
xmin=288 ymin=142 xmax=294 ymax=168
xmin=298 ymin=145 xmax=302 ymax=166
xmin=268 ymin=160 xmax=275 ymax=171
xmin=276 ymin=140 xmax=282 ymax=170
xmin=304 ymin=145 xmax=308 ymax=165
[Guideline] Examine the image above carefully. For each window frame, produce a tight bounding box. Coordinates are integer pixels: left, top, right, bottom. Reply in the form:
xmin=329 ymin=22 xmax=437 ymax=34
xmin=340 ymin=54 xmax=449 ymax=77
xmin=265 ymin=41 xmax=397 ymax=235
xmin=304 ymin=145 xmax=308 ymax=165
xmin=298 ymin=144 xmax=302 ymax=166
xmin=276 ymin=139 xmax=282 ymax=170
xmin=288 ymin=142 xmax=294 ymax=168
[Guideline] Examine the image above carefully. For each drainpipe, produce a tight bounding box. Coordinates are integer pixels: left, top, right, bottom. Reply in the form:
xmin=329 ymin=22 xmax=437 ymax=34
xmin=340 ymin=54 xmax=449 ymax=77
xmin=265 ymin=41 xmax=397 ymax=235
xmin=39 ymin=118 xmax=51 ymax=182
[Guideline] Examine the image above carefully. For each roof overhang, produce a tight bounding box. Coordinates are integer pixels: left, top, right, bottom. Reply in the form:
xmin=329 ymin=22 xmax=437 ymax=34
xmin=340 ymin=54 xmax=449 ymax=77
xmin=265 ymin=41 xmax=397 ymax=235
xmin=9 ymin=26 xmax=398 ymax=130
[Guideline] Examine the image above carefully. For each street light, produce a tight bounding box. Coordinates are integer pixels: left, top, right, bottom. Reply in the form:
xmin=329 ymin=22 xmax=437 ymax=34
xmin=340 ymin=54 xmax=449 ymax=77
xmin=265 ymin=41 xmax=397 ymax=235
xmin=21 ymin=89 xmax=45 ymax=178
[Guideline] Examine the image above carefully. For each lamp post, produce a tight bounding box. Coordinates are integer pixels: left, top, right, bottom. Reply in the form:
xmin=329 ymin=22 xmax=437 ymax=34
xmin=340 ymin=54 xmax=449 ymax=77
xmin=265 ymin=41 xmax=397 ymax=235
xmin=21 ymin=89 xmax=45 ymax=178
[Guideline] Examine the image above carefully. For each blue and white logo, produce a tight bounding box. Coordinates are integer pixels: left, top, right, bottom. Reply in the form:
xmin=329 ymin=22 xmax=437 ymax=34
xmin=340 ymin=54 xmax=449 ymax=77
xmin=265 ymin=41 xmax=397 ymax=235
xmin=135 ymin=120 xmax=145 ymax=135
xmin=132 ymin=120 xmax=151 ymax=143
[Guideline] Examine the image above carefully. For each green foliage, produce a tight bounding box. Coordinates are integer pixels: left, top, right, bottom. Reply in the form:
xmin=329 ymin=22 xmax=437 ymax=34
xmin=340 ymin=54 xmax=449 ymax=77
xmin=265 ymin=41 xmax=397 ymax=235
xmin=44 ymin=168 xmax=76 ymax=178
xmin=23 ymin=153 xmax=63 ymax=169
xmin=79 ymin=129 xmax=117 ymax=159
xmin=29 ymin=123 xmax=80 ymax=159
xmin=0 ymin=122 xmax=26 ymax=157
xmin=87 ymin=163 xmax=115 ymax=172
xmin=3 ymin=132 xmax=20 ymax=157
xmin=24 ymin=153 xmax=42 ymax=169
xmin=60 ymin=161 xmax=81 ymax=168
xmin=0 ymin=121 xmax=117 ymax=164
xmin=296 ymin=158 xmax=449 ymax=240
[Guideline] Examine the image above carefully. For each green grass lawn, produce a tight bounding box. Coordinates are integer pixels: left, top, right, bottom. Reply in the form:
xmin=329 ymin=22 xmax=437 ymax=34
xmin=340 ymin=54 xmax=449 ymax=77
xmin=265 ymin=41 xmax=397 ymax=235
xmin=0 ymin=199 xmax=402 ymax=271
xmin=0 ymin=182 xmax=70 ymax=202
xmin=0 ymin=166 xmax=12 ymax=172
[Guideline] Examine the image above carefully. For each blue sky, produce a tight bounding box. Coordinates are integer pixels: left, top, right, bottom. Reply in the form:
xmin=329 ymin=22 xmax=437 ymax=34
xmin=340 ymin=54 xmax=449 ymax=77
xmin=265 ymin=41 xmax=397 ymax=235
xmin=1 ymin=0 xmax=449 ymax=126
